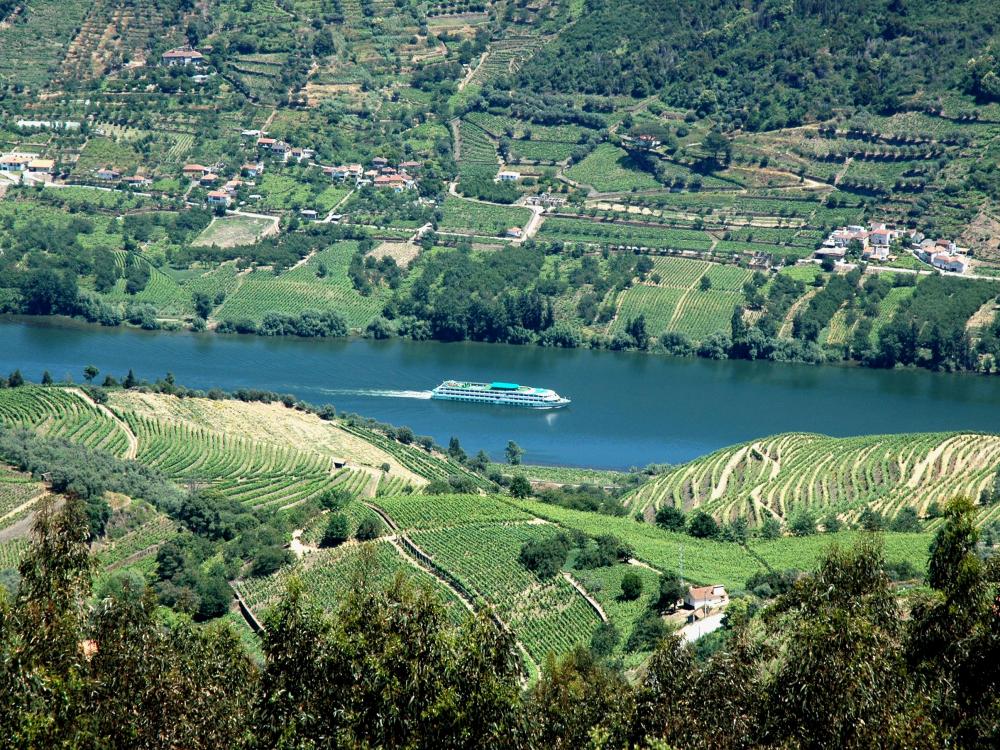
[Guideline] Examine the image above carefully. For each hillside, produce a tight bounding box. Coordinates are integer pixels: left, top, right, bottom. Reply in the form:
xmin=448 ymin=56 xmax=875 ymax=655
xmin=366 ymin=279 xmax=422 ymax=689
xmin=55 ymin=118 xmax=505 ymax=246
xmin=626 ymin=430 xmax=1000 ymax=529
xmin=0 ymin=1 xmax=994 ymax=379
xmin=0 ymin=380 xmax=993 ymax=678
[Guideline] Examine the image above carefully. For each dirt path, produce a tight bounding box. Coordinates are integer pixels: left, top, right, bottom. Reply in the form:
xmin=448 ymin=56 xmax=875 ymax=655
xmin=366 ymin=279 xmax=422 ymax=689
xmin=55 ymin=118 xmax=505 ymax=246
xmin=667 ymin=265 xmax=710 ymax=329
xmin=833 ymin=157 xmax=852 ymax=186
xmin=710 ymin=445 xmax=750 ymax=501
xmin=627 ymin=557 xmax=661 ymax=573
xmin=562 ymin=571 xmax=608 ymax=623
xmin=289 ymin=529 xmax=318 ymax=559
xmin=449 ymin=118 xmax=462 ymax=161
xmin=364 ymin=500 xmax=539 ymax=678
xmin=779 ymin=287 xmax=819 ymax=338
xmin=0 ymin=492 xmax=46 ymax=526
xmin=321 ymin=189 xmax=354 ymax=222
xmin=69 ymin=388 xmax=138 ymax=459
xmin=459 ymin=51 xmax=488 ymax=91
xmin=519 ymin=205 xmax=545 ymax=242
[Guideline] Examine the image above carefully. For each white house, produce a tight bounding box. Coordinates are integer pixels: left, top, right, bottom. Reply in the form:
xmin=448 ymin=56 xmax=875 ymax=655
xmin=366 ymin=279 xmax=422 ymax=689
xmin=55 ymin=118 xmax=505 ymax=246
xmin=685 ymin=585 xmax=729 ymax=610
xmin=162 ymin=48 xmax=204 ymax=66
xmin=496 ymin=170 xmax=521 ymax=182
xmin=931 ymin=252 xmax=970 ymax=274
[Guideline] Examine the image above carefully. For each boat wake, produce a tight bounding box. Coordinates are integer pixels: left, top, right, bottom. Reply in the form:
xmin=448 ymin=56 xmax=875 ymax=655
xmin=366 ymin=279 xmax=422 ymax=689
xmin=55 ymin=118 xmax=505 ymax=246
xmin=319 ymin=388 xmax=434 ymax=400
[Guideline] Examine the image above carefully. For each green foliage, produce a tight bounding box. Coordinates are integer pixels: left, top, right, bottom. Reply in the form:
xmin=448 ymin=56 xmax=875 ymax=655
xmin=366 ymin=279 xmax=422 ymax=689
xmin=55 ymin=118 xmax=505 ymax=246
xmin=620 ymin=572 xmax=642 ymax=601
xmin=321 ymin=513 xmax=350 ymax=548
xmin=519 ymin=533 xmax=571 ymax=578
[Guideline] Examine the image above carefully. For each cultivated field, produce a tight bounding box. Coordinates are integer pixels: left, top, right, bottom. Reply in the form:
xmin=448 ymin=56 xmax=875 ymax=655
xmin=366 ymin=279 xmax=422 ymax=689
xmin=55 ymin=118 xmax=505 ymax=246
xmin=192 ymin=215 xmax=277 ymax=248
xmin=625 ymin=431 xmax=1000 ymax=528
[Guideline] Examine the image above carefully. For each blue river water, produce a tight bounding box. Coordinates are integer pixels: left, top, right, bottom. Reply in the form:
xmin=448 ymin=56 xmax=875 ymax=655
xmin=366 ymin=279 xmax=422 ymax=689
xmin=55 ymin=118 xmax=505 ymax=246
xmin=3 ymin=316 xmax=1000 ymax=469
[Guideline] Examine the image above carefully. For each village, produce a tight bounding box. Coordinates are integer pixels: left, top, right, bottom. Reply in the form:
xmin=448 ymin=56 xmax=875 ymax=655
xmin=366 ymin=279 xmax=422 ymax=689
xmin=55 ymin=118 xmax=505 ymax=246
xmin=815 ymin=222 xmax=972 ymax=275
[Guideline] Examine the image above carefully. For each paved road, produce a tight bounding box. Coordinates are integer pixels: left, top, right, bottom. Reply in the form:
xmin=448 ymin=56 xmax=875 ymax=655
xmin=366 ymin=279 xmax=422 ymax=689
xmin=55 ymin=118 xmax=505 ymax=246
xmin=679 ymin=613 xmax=725 ymax=643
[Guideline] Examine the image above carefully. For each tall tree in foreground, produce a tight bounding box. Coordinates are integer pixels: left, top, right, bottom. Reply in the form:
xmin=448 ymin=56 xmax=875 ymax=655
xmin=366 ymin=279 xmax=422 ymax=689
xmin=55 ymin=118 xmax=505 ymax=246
xmin=908 ymin=497 xmax=1000 ymax=747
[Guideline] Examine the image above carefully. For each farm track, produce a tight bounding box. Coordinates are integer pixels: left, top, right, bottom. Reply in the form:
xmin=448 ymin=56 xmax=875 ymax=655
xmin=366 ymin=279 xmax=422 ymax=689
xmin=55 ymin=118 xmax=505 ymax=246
xmin=779 ymin=287 xmax=819 ymax=338
xmin=69 ymin=388 xmax=137 ymax=459
xmin=364 ymin=500 xmax=541 ymax=678
xmin=562 ymin=572 xmax=608 ymax=623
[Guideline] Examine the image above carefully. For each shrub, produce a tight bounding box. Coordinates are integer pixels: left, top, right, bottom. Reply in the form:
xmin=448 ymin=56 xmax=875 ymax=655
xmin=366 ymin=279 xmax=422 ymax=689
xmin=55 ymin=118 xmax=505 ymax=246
xmin=589 ymin=622 xmax=620 ymax=656
xmin=655 ymin=505 xmax=686 ymax=532
xmin=620 ymin=572 xmax=643 ymax=600
xmin=688 ymin=511 xmax=719 ymax=539
xmin=519 ymin=534 xmax=571 ymax=578
xmin=355 ymin=517 xmax=382 ymax=541
xmin=321 ymin=513 xmax=350 ymax=547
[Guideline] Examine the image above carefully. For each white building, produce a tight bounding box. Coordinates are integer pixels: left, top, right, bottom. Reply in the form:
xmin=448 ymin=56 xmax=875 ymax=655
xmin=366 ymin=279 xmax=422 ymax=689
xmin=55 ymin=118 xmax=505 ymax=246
xmin=685 ymin=585 xmax=729 ymax=610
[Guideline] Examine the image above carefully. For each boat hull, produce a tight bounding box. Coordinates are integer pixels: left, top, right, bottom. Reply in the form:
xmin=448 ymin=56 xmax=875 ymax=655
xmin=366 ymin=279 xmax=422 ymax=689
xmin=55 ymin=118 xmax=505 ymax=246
xmin=431 ymin=393 xmax=570 ymax=409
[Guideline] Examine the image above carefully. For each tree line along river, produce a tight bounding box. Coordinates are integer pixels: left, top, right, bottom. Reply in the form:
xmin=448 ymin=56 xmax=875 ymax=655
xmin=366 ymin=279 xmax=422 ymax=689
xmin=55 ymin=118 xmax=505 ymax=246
xmin=3 ymin=316 xmax=1000 ymax=469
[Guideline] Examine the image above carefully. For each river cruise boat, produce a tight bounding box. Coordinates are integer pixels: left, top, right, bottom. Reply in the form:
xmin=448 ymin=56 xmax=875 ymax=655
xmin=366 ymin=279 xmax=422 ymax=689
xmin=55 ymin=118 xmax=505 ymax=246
xmin=431 ymin=380 xmax=570 ymax=409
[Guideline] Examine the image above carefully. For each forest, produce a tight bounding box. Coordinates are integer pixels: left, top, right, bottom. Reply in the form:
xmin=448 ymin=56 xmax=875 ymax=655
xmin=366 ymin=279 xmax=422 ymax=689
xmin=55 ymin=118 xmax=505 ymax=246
xmin=1 ymin=494 xmax=997 ymax=749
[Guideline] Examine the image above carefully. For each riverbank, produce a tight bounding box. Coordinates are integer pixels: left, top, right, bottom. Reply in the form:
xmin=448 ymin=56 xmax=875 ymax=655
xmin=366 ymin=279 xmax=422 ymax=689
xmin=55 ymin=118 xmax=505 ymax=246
xmin=5 ymin=315 xmax=1000 ymax=470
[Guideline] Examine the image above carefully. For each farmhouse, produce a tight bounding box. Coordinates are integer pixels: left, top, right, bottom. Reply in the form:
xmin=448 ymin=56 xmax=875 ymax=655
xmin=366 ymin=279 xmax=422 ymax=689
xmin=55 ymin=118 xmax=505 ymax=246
xmin=325 ymin=163 xmax=363 ymax=181
xmin=95 ymin=167 xmax=121 ymax=181
xmin=399 ymin=160 xmax=423 ymax=171
xmin=122 ymin=175 xmax=151 ymax=187
xmin=206 ymin=190 xmax=231 ymax=207
xmin=242 ymin=162 xmax=265 ymax=178
xmin=26 ymin=159 xmax=54 ymax=173
xmin=931 ymin=252 xmax=970 ymax=274
xmin=505 ymin=226 xmax=524 ymax=239
xmin=299 ymin=209 xmax=318 ymax=219
xmin=16 ymin=120 xmax=80 ymax=130
xmin=200 ymin=173 xmax=219 ymax=186
xmin=183 ymin=164 xmax=210 ymax=179
xmin=685 ymin=585 xmax=728 ymax=610
xmin=162 ymin=48 xmax=204 ymax=66
xmin=496 ymin=170 xmax=521 ymax=182
xmin=0 ymin=155 xmax=31 ymax=172
xmin=256 ymin=137 xmax=277 ymax=150
xmin=373 ymin=174 xmax=410 ymax=191
xmin=624 ymin=133 xmax=662 ymax=150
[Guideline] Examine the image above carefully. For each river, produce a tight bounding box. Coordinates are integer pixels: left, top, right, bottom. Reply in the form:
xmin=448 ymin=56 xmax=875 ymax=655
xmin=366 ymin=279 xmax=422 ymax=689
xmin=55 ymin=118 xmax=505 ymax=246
xmin=2 ymin=316 xmax=1000 ymax=469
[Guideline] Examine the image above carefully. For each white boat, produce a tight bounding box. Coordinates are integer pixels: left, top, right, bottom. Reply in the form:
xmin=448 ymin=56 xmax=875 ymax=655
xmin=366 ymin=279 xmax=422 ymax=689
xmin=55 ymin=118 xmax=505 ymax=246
xmin=430 ymin=380 xmax=570 ymax=409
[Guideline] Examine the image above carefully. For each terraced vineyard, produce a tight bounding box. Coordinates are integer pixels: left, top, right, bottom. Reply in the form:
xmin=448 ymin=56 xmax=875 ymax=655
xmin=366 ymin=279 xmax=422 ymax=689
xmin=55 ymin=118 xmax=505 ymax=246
xmin=375 ymin=493 xmax=533 ymax=530
xmin=410 ymin=521 xmax=601 ymax=663
xmin=538 ymin=216 xmax=715 ymax=251
xmin=0 ymin=0 xmax=90 ymax=89
xmin=610 ymin=257 xmax=749 ymax=341
xmin=215 ymin=243 xmax=388 ymax=329
xmin=512 ymin=499 xmax=934 ymax=589
xmin=233 ymin=540 xmax=466 ymax=621
xmin=0 ymin=468 xmax=45 ymax=521
xmin=95 ymin=515 xmax=179 ymax=568
xmin=468 ymin=34 xmax=545 ymax=87
xmin=455 ymin=119 xmax=500 ymax=188
xmin=340 ymin=423 xmax=491 ymax=488
xmin=0 ymin=387 xmax=434 ymax=511
xmin=0 ymin=387 xmax=131 ymax=457
xmin=439 ymin=196 xmax=532 ymax=235
xmin=625 ymin=431 xmax=1000 ymax=527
